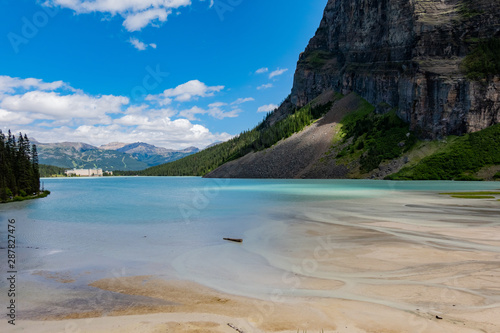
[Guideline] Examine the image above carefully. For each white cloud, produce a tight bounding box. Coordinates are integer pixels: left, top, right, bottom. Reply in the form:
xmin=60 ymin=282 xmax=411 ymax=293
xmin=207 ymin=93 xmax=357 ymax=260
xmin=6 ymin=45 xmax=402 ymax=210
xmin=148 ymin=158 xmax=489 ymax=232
xmin=0 ymin=75 xmax=234 ymax=149
xmin=208 ymin=106 xmax=241 ymax=120
xmin=44 ymin=0 xmax=192 ymax=31
xmin=46 ymin=0 xmax=192 ymax=13
xmin=123 ymin=8 xmax=170 ymax=32
xmin=0 ymin=109 xmax=33 ymax=125
xmin=208 ymin=102 xmax=227 ymax=108
xmin=231 ymin=97 xmax=254 ymax=105
xmin=255 ymin=67 xmax=268 ymax=74
xmin=1 ymin=91 xmax=128 ymax=120
xmin=26 ymin=121 xmax=231 ymax=150
xmin=155 ymin=80 xmax=224 ymax=103
xmin=124 ymin=104 xmax=149 ymax=114
xmin=114 ymin=114 xmax=149 ymax=127
xmin=118 ymin=106 xmax=175 ymax=125
xmin=145 ymin=94 xmax=172 ymax=106
xmin=129 ymin=37 xmax=147 ymax=50
xmin=257 ymin=104 xmax=279 ymax=113
xmin=129 ymin=37 xmax=157 ymax=51
xmin=178 ymin=106 xmax=206 ymax=121
xmin=269 ymin=68 xmax=288 ymax=79
xmin=178 ymin=103 xmax=241 ymax=120
xmin=0 ymin=75 xmax=66 ymax=94
xmin=257 ymin=83 xmax=273 ymax=90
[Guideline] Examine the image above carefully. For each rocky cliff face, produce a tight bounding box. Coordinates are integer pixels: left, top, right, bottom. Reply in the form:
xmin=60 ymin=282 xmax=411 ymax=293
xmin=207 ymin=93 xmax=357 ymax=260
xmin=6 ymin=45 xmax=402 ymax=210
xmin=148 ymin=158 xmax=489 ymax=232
xmin=289 ymin=0 xmax=500 ymax=138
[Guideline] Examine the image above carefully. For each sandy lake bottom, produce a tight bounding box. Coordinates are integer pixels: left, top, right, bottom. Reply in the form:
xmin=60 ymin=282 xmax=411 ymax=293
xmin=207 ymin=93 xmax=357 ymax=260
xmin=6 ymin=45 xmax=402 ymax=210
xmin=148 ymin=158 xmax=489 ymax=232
xmin=1 ymin=178 xmax=499 ymax=332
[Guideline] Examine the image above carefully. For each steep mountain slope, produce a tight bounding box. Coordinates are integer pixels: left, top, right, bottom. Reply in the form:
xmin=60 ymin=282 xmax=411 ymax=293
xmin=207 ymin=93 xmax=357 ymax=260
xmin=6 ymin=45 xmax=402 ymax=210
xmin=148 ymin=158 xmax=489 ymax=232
xmin=205 ymin=93 xmax=361 ymax=178
xmin=289 ymin=0 xmax=500 ymax=139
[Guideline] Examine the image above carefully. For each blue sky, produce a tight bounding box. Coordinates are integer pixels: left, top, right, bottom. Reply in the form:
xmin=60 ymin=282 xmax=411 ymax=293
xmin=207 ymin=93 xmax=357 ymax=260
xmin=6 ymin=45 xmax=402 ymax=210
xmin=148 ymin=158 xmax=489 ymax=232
xmin=0 ymin=0 xmax=326 ymax=149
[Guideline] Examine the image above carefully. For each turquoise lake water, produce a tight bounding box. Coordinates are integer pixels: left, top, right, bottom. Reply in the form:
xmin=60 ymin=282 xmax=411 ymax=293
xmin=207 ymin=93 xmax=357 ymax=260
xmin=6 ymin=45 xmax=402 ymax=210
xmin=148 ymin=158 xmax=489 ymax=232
xmin=0 ymin=177 xmax=499 ymax=318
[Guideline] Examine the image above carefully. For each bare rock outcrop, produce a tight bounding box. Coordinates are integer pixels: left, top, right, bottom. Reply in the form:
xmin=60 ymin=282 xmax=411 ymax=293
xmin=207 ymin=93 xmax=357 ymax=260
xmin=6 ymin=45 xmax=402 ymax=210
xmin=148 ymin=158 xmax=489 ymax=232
xmin=290 ymin=0 xmax=500 ymax=139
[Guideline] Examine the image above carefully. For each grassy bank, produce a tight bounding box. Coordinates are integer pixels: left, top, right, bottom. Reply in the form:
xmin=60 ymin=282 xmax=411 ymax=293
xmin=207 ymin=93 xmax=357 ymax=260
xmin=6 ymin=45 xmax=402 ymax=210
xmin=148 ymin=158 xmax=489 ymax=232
xmin=0 ymin=190 xmax=51 ymax=204
xmin=388 ymin=124 xmax=500 ymax=180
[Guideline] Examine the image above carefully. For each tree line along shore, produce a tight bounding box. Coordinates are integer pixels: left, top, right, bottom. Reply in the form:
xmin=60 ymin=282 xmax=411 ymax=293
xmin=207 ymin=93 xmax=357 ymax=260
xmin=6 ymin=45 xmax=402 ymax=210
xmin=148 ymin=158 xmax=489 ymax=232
xmin=0 ymin=130 xmax=49 ymax=203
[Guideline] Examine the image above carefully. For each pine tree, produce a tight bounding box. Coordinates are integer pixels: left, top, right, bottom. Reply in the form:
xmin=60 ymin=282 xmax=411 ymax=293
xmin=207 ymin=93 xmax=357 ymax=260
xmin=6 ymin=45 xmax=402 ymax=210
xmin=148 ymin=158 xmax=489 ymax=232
xmin=31 ymin=144 xmax=40 ymax=194
xmin=16 ymin=134 xmax=31 ymax=195
xmin=5 ymin=130 xmax=17 ymax=196
xmin=0 ymin=131 xmax=6 ymax=201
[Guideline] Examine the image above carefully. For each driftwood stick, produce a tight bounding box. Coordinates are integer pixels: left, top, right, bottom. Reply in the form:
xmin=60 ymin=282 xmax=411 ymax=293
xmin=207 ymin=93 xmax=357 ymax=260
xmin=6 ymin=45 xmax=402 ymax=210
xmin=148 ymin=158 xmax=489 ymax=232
xmin=223 ymin=238 xmax=243 ymax=243
xmin=227 ymin=323 xmax=245 ymax=333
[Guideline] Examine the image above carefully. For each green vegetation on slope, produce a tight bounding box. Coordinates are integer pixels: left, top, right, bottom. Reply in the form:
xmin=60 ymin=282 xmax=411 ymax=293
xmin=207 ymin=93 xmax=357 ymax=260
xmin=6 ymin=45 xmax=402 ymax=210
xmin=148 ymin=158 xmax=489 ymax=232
xmin=458 ymin=0 xmax=483 ymax=19
xmin=462 ymin=37 xmax=500 ymax=80
xmin=124 ymin=151 xmax=196 ymax=167
xmin=299 ymin=50 xmax=335 ymax=70
xmin=129 ymin=100 xmax=337 ymax=176
xmin=39 ymin=164 xmax=69 ymax=177
xmin=335 ymin=100 xmax=417 ymax=173
xmin=388 ymin=123 xmax=500 ymax=180
xmin=39 ymin=146 xmax=149 ymax=171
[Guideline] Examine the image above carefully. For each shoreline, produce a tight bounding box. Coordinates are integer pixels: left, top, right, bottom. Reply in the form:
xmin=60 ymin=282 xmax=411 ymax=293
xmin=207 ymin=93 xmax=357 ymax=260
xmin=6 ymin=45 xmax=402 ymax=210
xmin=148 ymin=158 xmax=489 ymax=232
xmin=0 ymin=190 xmax=50 ymax=204
xmin=6 ymin=277 xmax=496 ymax=333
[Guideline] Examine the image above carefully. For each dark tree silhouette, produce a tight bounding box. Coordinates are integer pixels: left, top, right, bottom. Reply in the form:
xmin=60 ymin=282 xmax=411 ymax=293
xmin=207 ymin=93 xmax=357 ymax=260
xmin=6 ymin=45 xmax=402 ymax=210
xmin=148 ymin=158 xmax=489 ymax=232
xmin=0 ymin=130 xmax=42 ymax=202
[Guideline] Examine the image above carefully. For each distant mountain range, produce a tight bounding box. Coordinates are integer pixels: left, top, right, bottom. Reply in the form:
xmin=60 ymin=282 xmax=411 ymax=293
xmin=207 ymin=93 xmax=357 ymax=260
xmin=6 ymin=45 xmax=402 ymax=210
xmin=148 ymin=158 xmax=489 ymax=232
xmin=34 ymin=140 xmax=200 ymax=171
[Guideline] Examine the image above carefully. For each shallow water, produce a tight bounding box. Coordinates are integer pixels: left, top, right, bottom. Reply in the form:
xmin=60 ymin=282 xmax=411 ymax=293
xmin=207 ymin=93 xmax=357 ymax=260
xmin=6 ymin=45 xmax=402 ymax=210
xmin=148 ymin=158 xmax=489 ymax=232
xmin=0 ymin=177 xmax=499 ymax=318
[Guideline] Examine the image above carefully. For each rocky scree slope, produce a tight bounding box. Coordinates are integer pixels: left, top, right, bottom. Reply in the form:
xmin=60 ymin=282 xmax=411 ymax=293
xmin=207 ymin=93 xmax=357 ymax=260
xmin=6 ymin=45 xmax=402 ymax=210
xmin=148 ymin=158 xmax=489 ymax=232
xmin=205 ymin=92 xmax=361 ymax=179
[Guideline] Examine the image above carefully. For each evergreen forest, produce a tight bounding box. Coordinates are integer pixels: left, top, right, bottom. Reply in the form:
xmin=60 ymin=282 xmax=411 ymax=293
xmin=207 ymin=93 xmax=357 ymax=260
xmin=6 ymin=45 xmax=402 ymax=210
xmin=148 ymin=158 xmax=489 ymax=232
xmin=0 ymin=130 xmax=48 ymax=203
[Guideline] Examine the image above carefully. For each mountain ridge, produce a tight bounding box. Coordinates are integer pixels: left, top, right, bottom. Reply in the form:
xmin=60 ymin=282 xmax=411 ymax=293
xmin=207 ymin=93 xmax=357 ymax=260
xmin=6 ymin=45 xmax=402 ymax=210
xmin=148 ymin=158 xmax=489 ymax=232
xmin=35 ymin=140 xmax=200 ymax=171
